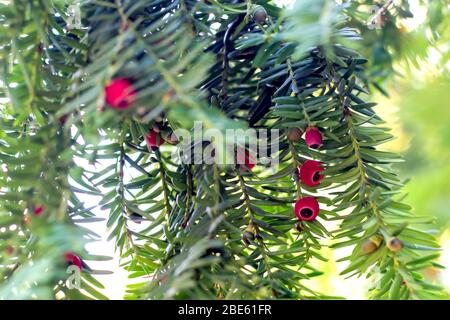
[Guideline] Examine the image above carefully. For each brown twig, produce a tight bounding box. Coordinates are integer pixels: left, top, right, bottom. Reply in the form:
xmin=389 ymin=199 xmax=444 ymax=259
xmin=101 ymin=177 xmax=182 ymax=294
xmin=368 ymin=0 xmax=394 ymax=26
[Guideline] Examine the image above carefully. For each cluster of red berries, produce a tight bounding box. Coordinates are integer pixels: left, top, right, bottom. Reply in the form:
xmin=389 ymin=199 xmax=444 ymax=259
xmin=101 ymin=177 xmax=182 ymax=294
xmin=104 ymin=79 xmax=328 ymax=223
xmin=289 ymin=127 xmax=324 ymax=222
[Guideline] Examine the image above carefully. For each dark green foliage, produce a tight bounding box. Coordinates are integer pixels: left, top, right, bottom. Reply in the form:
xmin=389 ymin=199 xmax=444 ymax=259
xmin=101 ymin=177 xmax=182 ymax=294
xmin=0 ymin=0 xmax=447 ymax=300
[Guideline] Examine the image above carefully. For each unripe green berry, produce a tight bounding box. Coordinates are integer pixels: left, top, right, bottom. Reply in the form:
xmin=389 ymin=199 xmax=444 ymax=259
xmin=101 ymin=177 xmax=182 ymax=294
xmin=387 ymin=237 xmax=403 ymax=252
xmin=361 ymin=234 xmax=383 ymax=254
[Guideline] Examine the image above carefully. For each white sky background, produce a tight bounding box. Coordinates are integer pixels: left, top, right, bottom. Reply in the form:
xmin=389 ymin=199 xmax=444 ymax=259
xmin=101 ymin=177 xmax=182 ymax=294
xmin=73 ymin=156 xmax=130 ymax=300
xmin=76 ymin=0 xmax=450 ymax=300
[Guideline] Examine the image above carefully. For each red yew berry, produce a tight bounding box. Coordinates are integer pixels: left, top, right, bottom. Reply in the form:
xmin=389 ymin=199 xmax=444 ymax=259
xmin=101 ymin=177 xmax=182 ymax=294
xmin=298 ymin=160 xmax=324 ymax=187
xmin=305 ymin=127 xmax=323 ymax=149
xmin=6 ymin=245 xmax=14 ymax=255
xmin=33 ymin=206 xmax=44 ymax=216
xmin=64 ymin=252 xmax=83 ymax=271
xmin=237 ymin=149 xmax=256 ymax=171
xmin=294 ymin=196 xmax=320 ymax=221
xmin=59 ymin=114 xmax=69 ymax=125
xmin=146 ymin=129 xmax=164 ymax=148
xmin=104 ymin=78 xmax=136 ymax=109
